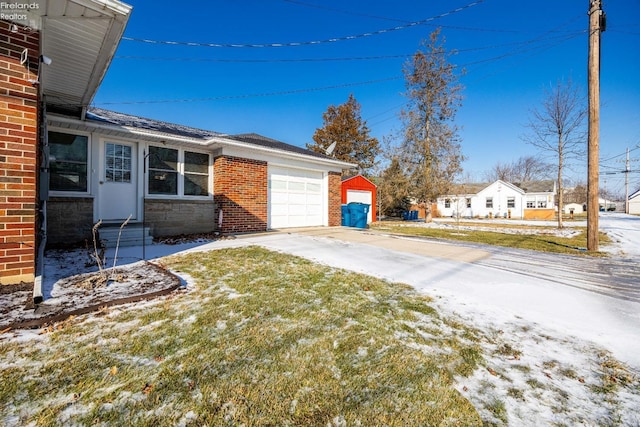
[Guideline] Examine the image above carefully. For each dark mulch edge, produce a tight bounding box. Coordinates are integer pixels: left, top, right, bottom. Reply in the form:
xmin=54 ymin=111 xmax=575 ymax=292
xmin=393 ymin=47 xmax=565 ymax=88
xmin=1 ymin=262 xmax=183 ymax=332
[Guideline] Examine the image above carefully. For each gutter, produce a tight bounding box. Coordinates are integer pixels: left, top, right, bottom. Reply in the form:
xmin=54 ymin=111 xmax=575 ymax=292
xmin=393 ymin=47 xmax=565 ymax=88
xmin=205 ymin=137 xmax=356 ymax=169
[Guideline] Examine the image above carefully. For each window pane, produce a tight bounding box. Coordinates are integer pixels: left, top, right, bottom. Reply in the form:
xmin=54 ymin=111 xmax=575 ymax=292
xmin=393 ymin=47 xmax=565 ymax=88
xmin=185 ymin=173 xmax=208 ymax=196
xmin=149 ymin=146 xmax=177 ymax=171
xmin=49 ymin=132 xmax=88 ymax=192
xmin=50 ymin=162 xmax=88 ymax=192
xmin=149 ymin=170 xmax=177 ymax=195
xmin=184 ymin=151 xmax=209 ymax=174
xmin=49 ymin=132 xmax=88 ymax=163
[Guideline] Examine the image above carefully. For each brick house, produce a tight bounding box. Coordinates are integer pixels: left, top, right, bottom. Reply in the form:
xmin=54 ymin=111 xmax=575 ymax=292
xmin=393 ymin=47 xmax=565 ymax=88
xmin=1 ymin=0 xmax=353 ymax=288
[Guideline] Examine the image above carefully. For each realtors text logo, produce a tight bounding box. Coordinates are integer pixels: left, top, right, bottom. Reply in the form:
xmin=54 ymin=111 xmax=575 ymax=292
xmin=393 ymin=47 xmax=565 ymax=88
xmin=0 ymin=2 xmax=40 ymax=21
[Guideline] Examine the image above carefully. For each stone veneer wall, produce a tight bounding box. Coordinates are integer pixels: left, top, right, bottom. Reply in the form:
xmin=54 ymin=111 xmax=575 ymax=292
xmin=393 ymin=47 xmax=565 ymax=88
xmin=214 ymin=155 xmax=267 ymax=234
xmin=0 ymin=20 xmax=39 ymax=284
xmin=144 ymin=199 xmax=215 ymax=237
xmin=328 ymin=172 xmax=342 ymax=227
xmin=46 ymin=197 xmax=94 ymax=247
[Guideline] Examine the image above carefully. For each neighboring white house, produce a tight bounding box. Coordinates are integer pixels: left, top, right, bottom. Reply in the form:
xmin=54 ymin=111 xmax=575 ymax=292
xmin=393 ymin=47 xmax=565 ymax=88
xmin=437 ymin=180 xmax=556 ymax=220
xmin=563 ymin=203 xmax=585 ymax=215
xmin=629 ymin=189 xmax=640 ymax=215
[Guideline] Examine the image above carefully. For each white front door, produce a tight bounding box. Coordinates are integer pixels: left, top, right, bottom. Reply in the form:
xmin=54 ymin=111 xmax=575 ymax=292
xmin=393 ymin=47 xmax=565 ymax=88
xmin=99 ymin=141 xmax=137 ymax=222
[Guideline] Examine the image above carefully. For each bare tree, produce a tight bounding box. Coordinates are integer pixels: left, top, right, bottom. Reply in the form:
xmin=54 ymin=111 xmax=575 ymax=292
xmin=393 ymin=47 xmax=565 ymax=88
xmin=484 ymin=155 xmax=553 ymax=183
xmin=396 ymin=28 xmax=465 ymax=221
xmin=522 ymin=79 xmax=587 ymax=228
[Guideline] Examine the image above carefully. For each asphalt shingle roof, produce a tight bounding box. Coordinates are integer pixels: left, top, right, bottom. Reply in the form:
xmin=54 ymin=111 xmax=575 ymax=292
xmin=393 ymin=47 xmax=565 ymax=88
xmin=87 ymin=108 xmax=222 ymax=140
xmin=86 ymin=109 xmax=333 ymax=160
xmin=226 ymin=133 xmax=334 ymax=160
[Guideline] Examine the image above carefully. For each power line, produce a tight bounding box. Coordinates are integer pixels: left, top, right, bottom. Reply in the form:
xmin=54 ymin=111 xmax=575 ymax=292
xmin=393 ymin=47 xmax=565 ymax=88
xmin=121 ymin=0 xmax=484 ymax=48
xmin=114 ymin=31 xmax=585 ymax=64
xmin=97 ymin=32 xmax=584 ymax=107
xmin=93 ymin=76 xmax=402 ymax=106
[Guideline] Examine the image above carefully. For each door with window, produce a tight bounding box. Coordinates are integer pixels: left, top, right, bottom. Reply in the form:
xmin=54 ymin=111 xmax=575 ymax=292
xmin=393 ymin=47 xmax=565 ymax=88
xmin=99 ymin=141 xmax=138 ymax=221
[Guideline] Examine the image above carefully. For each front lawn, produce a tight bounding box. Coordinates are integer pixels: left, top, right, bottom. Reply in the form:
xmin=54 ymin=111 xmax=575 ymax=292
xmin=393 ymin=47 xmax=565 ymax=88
xmin=1 ymin=247 xmax=636 ymax=426
xmin=372 ymin=222 xmax=610 ymax=255
xmin=0 ymin=247 xmax=482 ymax=426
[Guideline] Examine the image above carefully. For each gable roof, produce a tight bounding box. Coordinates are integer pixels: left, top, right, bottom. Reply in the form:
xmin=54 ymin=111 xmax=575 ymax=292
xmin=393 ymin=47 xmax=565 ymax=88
xmin=512 ymin=180 xmax=555 ymax=193
xmin=80 ymin=108 xmax=347 ymax=165
xmin=442 ymin=180 xmax=555 ymax=197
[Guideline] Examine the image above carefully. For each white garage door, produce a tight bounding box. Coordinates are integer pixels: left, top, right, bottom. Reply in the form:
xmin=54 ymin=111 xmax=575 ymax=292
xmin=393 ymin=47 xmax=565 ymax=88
xmin=269 ymin=166 xmax=324 ymax=229
xmin=346 ymin=189 xmax=373 ymax=223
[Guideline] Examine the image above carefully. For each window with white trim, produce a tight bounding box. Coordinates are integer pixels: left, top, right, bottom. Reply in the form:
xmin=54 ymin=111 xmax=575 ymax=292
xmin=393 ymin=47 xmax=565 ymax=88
xmin=184 ymin=151 xmax=209 ymax=196
xmin=444 ymin=198 xmax=451 ymax=208
xmin=49 ymin=131 xmax=89 ymax=193
xmin=507 ymin=196 xmax=515 ymax=208
xmin=147 ymin=146 xmax=210 ymax=197
xmin=148 ymin=146 xmax=178 ymax=195
xmin=486 ymin=197 xmax=493 ymax=209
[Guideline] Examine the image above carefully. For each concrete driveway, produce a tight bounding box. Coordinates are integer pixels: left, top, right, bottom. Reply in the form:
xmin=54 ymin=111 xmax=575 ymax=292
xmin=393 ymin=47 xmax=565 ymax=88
xmin=194 ymin=226 xmax=640 ymax=370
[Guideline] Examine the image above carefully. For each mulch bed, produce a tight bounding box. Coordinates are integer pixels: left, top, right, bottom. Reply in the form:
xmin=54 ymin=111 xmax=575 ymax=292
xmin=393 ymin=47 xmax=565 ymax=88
xmin=0 ymin=262 xmax=182 ymax=332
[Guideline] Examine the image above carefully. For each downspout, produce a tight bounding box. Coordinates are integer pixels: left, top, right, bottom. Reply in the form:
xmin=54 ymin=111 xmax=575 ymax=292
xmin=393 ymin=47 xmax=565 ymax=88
xmin=33 ymin=98 xmax=48 ymax=305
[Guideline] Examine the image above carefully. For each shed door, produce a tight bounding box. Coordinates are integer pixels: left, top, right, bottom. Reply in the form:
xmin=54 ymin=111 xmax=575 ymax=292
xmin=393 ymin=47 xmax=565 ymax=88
xmin=346 ymin=189 xmax=373 ymax=223
xmin=269 ymin=166 xmax=324 ymax=229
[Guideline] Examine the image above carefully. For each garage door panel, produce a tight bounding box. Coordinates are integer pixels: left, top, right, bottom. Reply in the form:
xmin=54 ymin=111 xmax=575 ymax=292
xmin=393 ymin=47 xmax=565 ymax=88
xmin=268 ymin=167 xmax=325 ymax=229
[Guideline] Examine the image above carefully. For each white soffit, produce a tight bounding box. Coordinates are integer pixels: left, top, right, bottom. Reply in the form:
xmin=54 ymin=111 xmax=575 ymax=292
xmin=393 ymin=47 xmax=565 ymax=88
xmin=40 ymin=0 xmax=131 ymax=112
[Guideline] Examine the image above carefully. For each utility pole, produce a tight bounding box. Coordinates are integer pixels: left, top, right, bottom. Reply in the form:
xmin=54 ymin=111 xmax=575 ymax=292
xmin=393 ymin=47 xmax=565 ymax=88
xmin=587 ymin=0 xmax=605 ymax=251
xmin=625 ymin=147 xmax=630 ymax=214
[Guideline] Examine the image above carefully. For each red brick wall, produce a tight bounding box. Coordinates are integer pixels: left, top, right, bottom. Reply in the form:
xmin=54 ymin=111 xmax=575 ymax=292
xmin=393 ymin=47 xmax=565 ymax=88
xmin=214 ymin=155 xmax=267 ymax=233
xmin=0 ymin=21 xmax=39 ymax=285
xmin=328 ymin=172 xmax=342 ymax=226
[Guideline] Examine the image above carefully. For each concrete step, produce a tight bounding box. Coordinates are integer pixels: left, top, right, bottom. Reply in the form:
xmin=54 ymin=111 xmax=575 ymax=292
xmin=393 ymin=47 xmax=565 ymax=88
xmin=98 ymin=224 xmax=153 ymax=248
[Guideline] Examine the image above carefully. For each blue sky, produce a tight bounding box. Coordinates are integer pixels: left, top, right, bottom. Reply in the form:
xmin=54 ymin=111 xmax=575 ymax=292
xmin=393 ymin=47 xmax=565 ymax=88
xmin=93 ymin=0 xmax=640 ymax=196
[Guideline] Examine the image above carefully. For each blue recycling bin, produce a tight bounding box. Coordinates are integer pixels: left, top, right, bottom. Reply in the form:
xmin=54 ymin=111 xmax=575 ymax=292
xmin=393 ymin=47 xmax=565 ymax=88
xmin=341 ymin=204 xmax=351 ymax=226
xmin=348 ymin=203 xmax=370 ymax=229
xmin=402 ymin=211 xmax=410 ymax=220
xmin=411 ymin=210 xmax=418 ymax=220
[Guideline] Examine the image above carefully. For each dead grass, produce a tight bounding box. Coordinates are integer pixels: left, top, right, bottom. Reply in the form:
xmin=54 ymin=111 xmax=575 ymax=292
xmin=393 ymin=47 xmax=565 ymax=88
xmin=372 ymin=223 xmax=610 ymax=256
xmin=0 ymin=247 xmax=484 ymax=426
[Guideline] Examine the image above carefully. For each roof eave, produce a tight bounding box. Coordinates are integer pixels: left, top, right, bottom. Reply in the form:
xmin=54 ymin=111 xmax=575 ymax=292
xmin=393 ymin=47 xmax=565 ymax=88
xmin=206 ymin=137 xmax=356 ymax=169
xmin=48 ymin=113 xmax=209 ymax=145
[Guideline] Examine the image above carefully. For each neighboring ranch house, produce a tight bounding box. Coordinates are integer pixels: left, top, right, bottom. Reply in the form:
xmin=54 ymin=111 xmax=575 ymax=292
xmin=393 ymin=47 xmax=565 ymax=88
xmin=628 ymin=189 xmax=640 ymax=215
xmin=437 ymin=180 xmax=556 ymax=220
xmin=0 ymin=1 xmax=352 ymax=287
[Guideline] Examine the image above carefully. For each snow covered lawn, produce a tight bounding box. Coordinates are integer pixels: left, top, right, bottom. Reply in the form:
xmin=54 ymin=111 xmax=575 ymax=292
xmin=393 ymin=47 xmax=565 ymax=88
xmin=1 ymin=244 xmax=639 ymax=426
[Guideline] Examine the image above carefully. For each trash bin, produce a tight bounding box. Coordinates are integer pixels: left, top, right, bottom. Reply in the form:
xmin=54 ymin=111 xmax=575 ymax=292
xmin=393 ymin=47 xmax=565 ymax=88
xmin=341 ymin=204 xmax=350 ymax=226
xmin=411 ymin=210 xmax=418 ymax=220
xmin=348 ymin=203 xmax=370 ymax=229
xmin=402 ymin=211 xmax=410 ymax=221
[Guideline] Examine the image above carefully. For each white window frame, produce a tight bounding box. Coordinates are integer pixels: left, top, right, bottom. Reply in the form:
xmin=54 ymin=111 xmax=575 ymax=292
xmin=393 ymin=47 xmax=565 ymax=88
xmin=486 ymin=197 xmax=493 ymax=209
xmin=48 ymin=128 xmax=92 ymax=197
xmin=145 ymin=144 xmax=212 ymax=200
